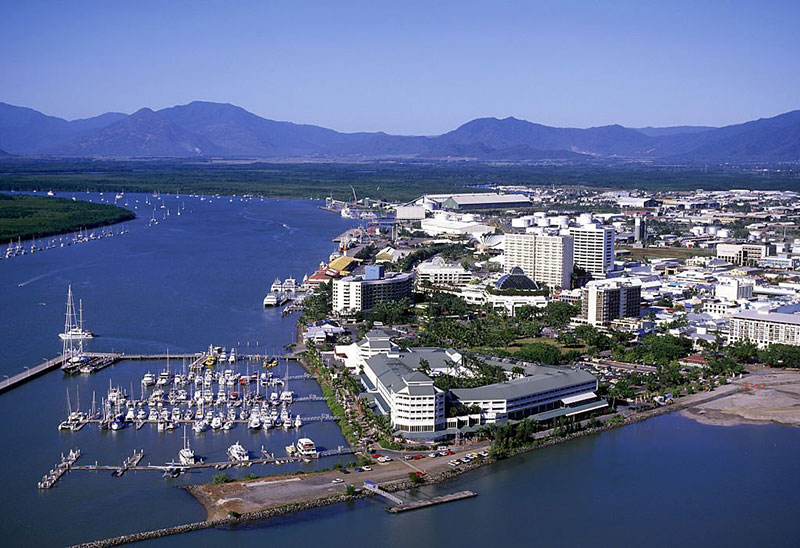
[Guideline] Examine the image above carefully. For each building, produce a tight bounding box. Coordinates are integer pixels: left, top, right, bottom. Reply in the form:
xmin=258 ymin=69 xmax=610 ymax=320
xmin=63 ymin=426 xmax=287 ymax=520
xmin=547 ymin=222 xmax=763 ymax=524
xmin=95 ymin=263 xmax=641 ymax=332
xmin=617 ymin=197 xmax=660 ymax=208
xmin=414 ymin=192 xmax=531 ymax=211
xmin=416 ymin=257 xmax=472 ymax=289
xmin=362 ymin=354 xmax=447 ymax=433
xmin=503 ymin=233 xmax=537 ymax=278
xmin=634 ymin=216 xmax=648 ymax=246
xmin=577 ymin=278 xmax=641 ymax=327
xmin=534 ymin=235 xmax=573 ymax=290
xmin=504 ymin=233 xmax=574 ymax=289
xmin=450 ymin=365 xmax=603 ymax=423
xmin=569 ymin=223 xmax=615 ymax=276
xmin=714 ymin=279 xmax=754 ymax=301
xmin=332 ymin=268 xmax=414 ymax=314
xmin=758 ymin=255 xmax=800 ymax=270
xmin=395 ymin=205 xmax=427 ymax=220
xmin=728 ymin=309 xmax=800 ymax=348
xmin=420 ymin=214 xmax=495 ymax=237
xmin=716 ymin=243 xmax=775 ymax=267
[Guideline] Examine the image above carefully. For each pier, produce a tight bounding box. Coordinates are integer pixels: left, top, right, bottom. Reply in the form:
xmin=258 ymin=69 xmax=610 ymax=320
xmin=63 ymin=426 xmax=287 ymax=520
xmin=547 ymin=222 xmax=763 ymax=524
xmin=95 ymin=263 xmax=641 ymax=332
xmin=1 ymin=350 xmax=302 ymax=396
xmin=112 ymin=450 xmax=144 ymax=477
xmin=386 ymin=490 xmax=478 ymax=513
xmin=37 ymin=449 xmax=81 ymax=489
xmin=1 ymin=354 xmax=69 ymax=394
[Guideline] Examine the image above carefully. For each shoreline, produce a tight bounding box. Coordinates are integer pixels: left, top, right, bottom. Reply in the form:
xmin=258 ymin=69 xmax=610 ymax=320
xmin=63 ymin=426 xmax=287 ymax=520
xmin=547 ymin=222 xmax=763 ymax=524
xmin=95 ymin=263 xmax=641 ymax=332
xmin=69 ymin=380 xmax=749 ymax=548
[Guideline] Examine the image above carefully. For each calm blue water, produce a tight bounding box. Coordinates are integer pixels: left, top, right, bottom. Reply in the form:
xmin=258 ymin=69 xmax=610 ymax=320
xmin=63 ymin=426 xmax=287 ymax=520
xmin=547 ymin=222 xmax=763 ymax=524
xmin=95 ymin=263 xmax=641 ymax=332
xmin=0 ymin=193 xmax=357 ymax=547
xmin=1 ymin=193 xmax=798 ymax=547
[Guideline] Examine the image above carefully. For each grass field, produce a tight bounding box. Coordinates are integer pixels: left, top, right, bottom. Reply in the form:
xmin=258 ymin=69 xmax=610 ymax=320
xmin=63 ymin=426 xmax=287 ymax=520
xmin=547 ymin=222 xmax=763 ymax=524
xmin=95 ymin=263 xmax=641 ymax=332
xmin=0 ymin=193 xmax=135 ymax=243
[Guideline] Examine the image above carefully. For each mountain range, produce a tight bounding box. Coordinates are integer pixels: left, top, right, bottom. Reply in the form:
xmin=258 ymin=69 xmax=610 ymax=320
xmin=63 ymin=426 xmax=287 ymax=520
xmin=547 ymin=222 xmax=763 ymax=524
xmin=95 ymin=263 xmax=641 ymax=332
xmin=0 ymin=101 xmax=798 ymax=162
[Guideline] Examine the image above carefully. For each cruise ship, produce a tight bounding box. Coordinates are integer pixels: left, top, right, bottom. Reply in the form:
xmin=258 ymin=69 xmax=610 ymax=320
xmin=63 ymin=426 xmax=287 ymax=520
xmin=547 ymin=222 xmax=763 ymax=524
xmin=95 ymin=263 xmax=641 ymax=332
xmin=227 ymin=442 xmax=249 ymax=462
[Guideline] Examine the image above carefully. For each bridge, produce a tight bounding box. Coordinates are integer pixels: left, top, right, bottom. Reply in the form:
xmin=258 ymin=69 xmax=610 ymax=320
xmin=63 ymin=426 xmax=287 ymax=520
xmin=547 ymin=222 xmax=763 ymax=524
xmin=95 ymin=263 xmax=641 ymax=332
xmin=363 ymin=481 xmax=404 ymax=505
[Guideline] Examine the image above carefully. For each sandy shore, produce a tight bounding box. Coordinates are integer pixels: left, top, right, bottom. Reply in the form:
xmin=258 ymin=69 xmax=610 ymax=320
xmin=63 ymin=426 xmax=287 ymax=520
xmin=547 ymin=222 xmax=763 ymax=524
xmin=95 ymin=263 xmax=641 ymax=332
xmin=681 ymin=370 xmax=800 ymax=427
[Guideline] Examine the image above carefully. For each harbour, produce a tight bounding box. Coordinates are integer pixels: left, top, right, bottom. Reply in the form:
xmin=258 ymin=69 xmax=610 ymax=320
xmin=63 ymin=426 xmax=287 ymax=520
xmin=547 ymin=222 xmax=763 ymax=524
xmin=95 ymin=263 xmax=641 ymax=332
xmin=1 ymin=193 xmax=798 ymax=548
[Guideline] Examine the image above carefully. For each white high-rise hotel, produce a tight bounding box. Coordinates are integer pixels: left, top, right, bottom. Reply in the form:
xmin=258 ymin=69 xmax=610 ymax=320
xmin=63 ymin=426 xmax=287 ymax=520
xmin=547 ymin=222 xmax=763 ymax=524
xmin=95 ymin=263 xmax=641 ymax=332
xmin=504 ymin=233 xmax=574 ymax=289
xmin=569 ymin=223 xmax=615 ymax=277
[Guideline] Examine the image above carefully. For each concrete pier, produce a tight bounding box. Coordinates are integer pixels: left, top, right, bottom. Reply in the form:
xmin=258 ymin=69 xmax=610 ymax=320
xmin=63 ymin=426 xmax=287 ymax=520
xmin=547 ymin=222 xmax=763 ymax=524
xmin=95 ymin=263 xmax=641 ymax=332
xmin=386 ymin=490 xmax=477 ymax=513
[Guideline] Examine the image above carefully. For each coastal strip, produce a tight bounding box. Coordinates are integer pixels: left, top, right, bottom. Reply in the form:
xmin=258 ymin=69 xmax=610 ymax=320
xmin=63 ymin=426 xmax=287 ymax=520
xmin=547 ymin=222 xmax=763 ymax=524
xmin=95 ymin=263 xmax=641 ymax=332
xmin=69 ymin=381 xmax=744 ymax=548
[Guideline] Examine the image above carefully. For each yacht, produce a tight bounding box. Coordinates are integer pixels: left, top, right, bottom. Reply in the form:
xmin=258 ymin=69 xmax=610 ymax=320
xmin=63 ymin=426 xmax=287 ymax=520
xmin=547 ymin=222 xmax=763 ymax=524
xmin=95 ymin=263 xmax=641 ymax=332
xmin=59 ymin=287 xmax=94 ymax=340
xmin=295 ymin=438 xmax=317 ymax=457
xmin=294 ymin=415 xmax=302 ymax=428
xmin=179 ymin=428 xmax=196 ymax=465
xmin=280 ymin=389 xmax=293 ymax=404
xmin=227 ymin=442 xmax=249 ymax=462
xmin=142 ymin=372 xmax=156 ymax=387
xmin=193 ymin=419 xmax=209 ymax=433
xmin=210 ymin=416 xmax=223 ymax=430
xmin=248 ymin=414 xmax=261 ymax=430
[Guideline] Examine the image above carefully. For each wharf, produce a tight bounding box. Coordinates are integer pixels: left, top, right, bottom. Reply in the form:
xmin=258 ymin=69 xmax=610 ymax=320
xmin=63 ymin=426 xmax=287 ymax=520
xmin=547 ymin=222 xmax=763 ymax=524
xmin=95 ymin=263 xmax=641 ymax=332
xmin=386 ymin=490 xmax=478 ymax=513
xmin=1 ymin=354 xmax=68 ymax=394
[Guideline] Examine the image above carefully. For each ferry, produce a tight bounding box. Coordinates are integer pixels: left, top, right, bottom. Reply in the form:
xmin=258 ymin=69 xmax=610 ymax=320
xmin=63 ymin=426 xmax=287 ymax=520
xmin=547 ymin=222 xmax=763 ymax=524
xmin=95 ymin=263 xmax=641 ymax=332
xmin=295 ymin=438 xmax=317 ymax=458
xmin=227 ymin=442 xmax=249 ymax=462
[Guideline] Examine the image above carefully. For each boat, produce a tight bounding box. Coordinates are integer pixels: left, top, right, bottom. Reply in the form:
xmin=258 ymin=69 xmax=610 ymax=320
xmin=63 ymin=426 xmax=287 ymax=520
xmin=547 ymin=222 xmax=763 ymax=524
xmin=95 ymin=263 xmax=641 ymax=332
xmin=179 ymin=427 xmax=197 ymax=465
xmin=285 ymin=444 xmax=296 ymax=456
xmin=295 ymin=438 xmax=317 ymax=457
xmin=210 ymin=416 xmax=223 ymax=429
xmin=193 ymin=419 xmax=209 ymax=433
xmin=294 ymin=415 xmax=303 ymax=428
xmin=248 ymin=414 xmax=261 ymax=430
xmin=141 ymin=372 xmax=156 ymax=386
xmin=227 ymin=442 xmax=249 ymax=462
xmin=223 ymin=421 xmax=234 ymax=431
xmin=59 ymin=287 xmax=94 ymax=341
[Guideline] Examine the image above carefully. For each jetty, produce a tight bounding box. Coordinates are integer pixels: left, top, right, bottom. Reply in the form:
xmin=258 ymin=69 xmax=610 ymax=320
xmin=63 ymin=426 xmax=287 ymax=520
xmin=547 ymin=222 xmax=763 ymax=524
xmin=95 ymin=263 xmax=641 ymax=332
xmin=112 ymin=450 xmax=144 ymax=477
xmin=37 ymin=448 xmax=81 ymax=489
xmin=1 ymin=354 xmax=69 ymax=394
xmin=386 ymin=490 xmax=478 ymax=513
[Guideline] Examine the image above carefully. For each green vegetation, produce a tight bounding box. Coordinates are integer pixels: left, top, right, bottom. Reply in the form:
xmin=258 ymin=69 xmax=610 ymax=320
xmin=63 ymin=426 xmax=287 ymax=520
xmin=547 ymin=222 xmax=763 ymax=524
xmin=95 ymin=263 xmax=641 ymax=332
xmin=433 ymin=355 xmax=506 ymax=391
xmin=2 ymin=160 xmax=799 ymax=203
xmin=300 ymin=282 xmax=332 ymax=323
xmin=345 ymin=485 xmax=357 ymax=496
xmin=211 ymin=473 xmax=234 ymax=484
xmin=612 ymin=334 xmax=693 ymax=366
xmin=408 ymin=472 xmax=424 ymax=484
xmin=757 ymin=344 xmax=800 ymax=368
xmin=0 ymin=193 xmax=134 ymax=243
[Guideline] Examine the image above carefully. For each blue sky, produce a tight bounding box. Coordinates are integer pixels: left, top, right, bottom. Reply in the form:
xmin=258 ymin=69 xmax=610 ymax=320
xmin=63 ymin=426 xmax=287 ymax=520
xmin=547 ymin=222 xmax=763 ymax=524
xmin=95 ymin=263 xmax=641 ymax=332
xmin=1 ymin=0 xmax=798 ymax=134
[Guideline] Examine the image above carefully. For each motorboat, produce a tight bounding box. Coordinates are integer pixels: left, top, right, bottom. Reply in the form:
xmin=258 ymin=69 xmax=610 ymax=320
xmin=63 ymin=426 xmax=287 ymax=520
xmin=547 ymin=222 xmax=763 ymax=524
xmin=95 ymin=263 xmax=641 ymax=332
xmin=227 ymin=442 xmax=249 ymax=462
xmin=295 ymin=438 xmax=317 ymax=458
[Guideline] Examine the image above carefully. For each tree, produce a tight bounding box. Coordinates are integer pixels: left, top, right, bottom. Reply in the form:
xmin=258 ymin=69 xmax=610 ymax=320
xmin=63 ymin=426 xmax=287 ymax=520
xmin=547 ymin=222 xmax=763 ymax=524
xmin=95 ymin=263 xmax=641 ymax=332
xmin=417 ymin=358 xmax=431 ymax=375
xmin=515 ymin=342 xmax=562 ymax=364
xmin=575 ymin=324 xmax=610 ymax=350
xmin=758 ymin=344 xmax=800 ymax=368
xmin=540 ymin=301 xmax=579 ymax=329
xmin=556 ymin=332 xmax=579 ymax=347
xmin=511 ymin=365 xmax=525 ymax=378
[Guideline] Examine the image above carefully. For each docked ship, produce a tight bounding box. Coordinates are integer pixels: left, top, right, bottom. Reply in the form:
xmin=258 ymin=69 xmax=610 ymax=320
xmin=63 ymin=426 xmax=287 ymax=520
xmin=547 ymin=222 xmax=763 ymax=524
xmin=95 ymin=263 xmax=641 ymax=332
xmin=227 ymin=442 xmax=249 ymax=462
xmin=294 ymin=438 xmax=317 ymax=458
xmin=178 ymin=427 xmax=197 ymax=465
xmin=58 ymin=286 xmax=94 ymax=341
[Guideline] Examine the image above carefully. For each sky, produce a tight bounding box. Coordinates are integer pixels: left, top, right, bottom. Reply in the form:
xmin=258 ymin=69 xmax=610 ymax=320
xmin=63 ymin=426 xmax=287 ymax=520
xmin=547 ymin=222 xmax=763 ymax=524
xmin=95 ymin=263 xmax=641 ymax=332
xmin=1 ymin=0 xmax=798 ymax=134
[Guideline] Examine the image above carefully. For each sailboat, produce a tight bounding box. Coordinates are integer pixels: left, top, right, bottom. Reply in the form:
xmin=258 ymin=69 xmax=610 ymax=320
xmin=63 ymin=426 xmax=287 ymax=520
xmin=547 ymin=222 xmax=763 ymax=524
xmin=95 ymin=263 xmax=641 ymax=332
xmin=59 ymin=286 xmax=94 ymax=341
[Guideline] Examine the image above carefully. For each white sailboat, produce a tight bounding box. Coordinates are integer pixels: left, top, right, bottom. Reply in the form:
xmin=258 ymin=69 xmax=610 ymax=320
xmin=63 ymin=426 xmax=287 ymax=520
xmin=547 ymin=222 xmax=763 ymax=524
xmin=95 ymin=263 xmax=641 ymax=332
xmin=59 ymin=286 xmax=94 ymax=341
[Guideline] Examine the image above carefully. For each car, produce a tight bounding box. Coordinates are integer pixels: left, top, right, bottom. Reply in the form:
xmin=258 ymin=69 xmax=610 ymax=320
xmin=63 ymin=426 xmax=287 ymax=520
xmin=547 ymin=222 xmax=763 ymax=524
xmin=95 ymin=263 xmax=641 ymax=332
xmin=362 ymin=466 xmax=372 ymax=471
xmin=331 ymin=478 xmax=344 ymax=484
xmin=429 ymin=452 xmax=439 ymax=458
xmin=371 ymin=454 xmax=382 ymax=459
xmin=412 ymin=455 xmax=425 ymax=460
xmin=443 ymin=450 xmax=454 ymax=456
xmin=353 ymin=467 xmax=363 ymax=472
xmin=447 ymin=461 xmax=458 ymax=467
xmin=404 ymin=455 xmax=414 ymax=461
xmin=382 ymin=456 xmax=393 ymax=462
xmin=339 ymin=468 xmax=350 ymax=474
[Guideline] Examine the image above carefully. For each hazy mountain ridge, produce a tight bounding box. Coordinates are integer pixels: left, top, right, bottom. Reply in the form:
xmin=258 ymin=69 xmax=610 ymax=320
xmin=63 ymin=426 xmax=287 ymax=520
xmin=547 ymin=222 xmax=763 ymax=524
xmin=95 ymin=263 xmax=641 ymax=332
xmin=0 ymin=101 xmax=797 ymax=162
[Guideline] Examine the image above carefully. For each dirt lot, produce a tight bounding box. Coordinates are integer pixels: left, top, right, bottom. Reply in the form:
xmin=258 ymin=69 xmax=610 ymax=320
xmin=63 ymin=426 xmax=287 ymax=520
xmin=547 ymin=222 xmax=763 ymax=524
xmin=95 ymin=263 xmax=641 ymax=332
xmin=681 ymin=370 xmax=800 ymax=427
xmin=191 ymin=442 xmax=489 ymax=520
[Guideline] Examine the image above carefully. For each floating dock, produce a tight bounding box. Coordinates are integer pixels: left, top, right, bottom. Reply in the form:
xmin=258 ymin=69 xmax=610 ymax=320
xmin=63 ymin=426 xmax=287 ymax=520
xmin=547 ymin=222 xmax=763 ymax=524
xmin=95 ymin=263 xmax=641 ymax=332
xmin=386 ymin=490 xmax=478 ymax=513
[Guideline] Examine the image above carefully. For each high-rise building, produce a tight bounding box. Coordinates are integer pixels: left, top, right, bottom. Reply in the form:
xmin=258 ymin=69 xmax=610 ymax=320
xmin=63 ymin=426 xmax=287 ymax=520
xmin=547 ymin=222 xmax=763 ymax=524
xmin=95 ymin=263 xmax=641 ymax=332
xmin=503 ymin=233 xmax=573 ymax=289
xmin=533 ymin=235 xmax=573 ymax=290
xmin=634 ymin=216 xmax=648 ymax=246
xmin=569 ymin=223 xmax=615 ymax=276
xmin=503 ymin=233 xmax=537 ymax=278
xmin=577 ymin=279 xmax=641 ymax=327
